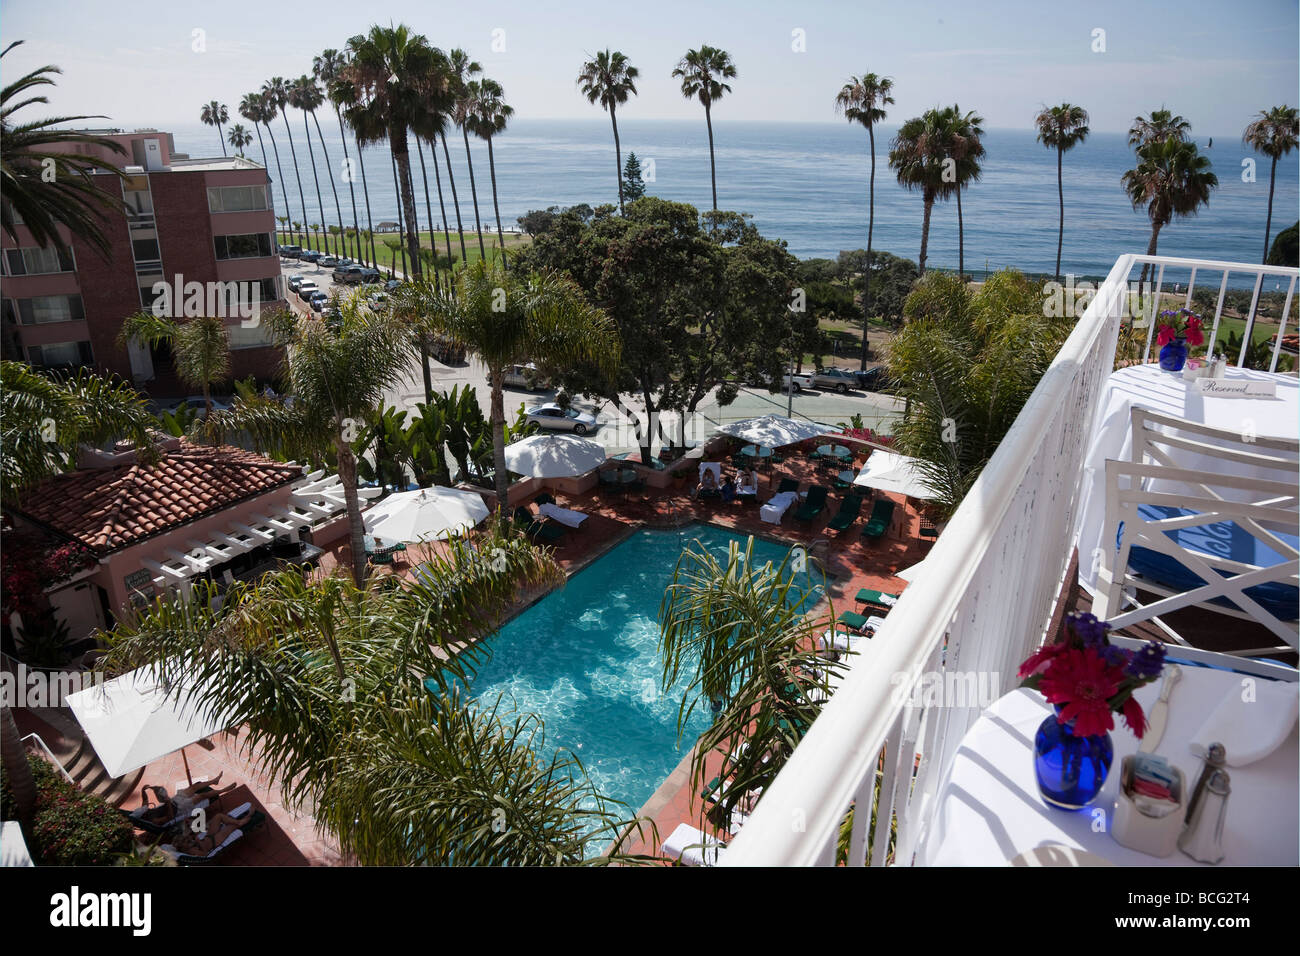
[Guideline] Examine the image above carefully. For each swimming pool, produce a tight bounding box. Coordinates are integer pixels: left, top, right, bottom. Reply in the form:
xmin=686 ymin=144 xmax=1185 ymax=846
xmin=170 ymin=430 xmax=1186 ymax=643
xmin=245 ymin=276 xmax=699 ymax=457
xmin=460 ymin=524 xmax=824 ymax=841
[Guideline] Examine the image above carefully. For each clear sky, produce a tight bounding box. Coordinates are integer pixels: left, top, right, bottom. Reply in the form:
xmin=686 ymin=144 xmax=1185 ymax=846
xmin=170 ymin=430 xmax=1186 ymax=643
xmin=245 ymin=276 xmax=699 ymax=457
xmin=2 ymin=0 xmax=1296 ymax=135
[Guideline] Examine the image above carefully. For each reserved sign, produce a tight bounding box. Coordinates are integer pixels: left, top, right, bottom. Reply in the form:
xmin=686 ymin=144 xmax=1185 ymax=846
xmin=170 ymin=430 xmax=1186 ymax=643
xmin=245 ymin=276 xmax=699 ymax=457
xmin=1194 ymin=378 xmax=1277 ymax=398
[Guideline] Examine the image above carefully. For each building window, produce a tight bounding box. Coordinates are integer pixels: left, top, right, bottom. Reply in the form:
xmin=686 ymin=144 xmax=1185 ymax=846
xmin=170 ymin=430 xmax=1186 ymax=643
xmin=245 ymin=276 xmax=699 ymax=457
xmin=214 ymin=233 xmax=273 ymax=260
xmin=227 ymin=321 xmax=274 ymax=350
xmin=207 ymin=185 xmax=270 ymax=213
xmin=131 ymin=238 xmax=161 ymax=262
xmin=4 ymin=246 xmax=75 ymax=276
xmin=9 ymin=294 xmax=86 ymax=325
xmin=28 ymin=340 xmax=93 ymax=369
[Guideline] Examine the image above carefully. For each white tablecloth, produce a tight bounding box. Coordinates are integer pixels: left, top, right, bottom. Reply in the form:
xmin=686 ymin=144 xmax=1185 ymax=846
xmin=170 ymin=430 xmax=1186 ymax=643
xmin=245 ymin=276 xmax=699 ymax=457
xmin=1074 ymin=364 xmax=1299 ymax=589
xmin=919 ymin=665 xmax=1299 ymax=866
xmin=761 ymin=491 xmax=798 ymax=524
xmin=538 ymin=503 xmax=588 ymax=528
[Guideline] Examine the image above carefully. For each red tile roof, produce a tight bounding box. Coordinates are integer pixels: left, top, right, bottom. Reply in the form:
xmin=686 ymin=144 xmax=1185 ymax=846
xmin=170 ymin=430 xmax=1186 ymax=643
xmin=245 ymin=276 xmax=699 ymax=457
xmin=13 ymin=440 xmax=302 ymax=554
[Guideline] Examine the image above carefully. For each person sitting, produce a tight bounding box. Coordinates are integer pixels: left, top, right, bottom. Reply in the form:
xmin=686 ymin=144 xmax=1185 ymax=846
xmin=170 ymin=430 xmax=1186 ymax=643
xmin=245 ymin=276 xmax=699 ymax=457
xmin=171 ymin=804 xmax=256 ymax=857
xmin=133 ymin=774 xmax=237 ymax=825
xmin=737 ymin=470 xmax=758 ymax=502
xmin=692 ymin=468 xmax=719 ymax=499
xmin=720 ymin=473 xmax=738 ymax=503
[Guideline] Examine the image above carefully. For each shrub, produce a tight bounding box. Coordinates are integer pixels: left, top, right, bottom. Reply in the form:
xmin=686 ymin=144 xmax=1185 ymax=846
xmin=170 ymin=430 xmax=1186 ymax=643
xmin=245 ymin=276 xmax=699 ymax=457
xmin=1 ymin=755 xmax=133 ymax=865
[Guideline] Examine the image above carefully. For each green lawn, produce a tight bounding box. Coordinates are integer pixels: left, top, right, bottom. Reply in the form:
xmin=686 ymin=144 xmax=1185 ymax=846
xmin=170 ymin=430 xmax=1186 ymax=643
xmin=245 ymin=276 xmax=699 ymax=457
xmin=278 ymin=230 xmax=530 ymax=271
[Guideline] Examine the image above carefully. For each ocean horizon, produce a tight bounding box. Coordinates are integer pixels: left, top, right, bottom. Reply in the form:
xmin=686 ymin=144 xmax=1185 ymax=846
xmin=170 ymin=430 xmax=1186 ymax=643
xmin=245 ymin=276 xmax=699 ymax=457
xmin=169 ymin=117 xmax=1298 ymax=283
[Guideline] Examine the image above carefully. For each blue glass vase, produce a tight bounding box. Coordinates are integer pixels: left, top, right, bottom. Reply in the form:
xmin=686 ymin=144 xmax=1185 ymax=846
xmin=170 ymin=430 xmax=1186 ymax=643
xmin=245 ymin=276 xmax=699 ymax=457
xmin=1033 ymin=709 xmax=1113 ymax=810
xmin=1158 ymin=334 xmax=1188 ymax=372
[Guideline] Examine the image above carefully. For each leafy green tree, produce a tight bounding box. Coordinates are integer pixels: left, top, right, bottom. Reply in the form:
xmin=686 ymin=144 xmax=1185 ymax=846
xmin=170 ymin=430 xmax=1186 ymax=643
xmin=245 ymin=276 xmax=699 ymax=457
xmin=1243 ymin=106 xmax=1299 ymax=263
xmin=889 ymin=108 xmax=958 ymax=275
xmin=1034 ymin=103 xmax=1091 ymax=281
xmin=1 ymin=41 xmax=127 ymax=255
xmin=672 ymin=46 xmax=736 ymax=212
xmin=1267 ymin=221 xmax=1298 ymax=267
xmin=577 ymin=50 xmax=639 ymax=213
xmin=623 ymin=152 xmax=646 ymax=201
xmin=118 ymin=312 xmax=230 ymax=418
xmin=888 ymin=270 xmax=1068 ymax=517
xmin=836 ymin=249 xmax=919 ymax=327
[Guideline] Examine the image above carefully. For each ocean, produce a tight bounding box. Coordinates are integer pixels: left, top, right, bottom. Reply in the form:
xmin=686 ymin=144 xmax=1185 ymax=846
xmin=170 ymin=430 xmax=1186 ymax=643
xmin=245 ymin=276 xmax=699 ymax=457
xmin=171 ymin=118 xmax=1299 ymax=281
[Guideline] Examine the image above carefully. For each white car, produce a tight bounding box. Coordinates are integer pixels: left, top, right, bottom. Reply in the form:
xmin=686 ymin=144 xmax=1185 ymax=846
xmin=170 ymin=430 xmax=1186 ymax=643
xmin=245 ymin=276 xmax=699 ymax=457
xmin=753 ymin=371 xmax=814 ymax=393
xmin=524 ymin=403 xmax=598 ymax=435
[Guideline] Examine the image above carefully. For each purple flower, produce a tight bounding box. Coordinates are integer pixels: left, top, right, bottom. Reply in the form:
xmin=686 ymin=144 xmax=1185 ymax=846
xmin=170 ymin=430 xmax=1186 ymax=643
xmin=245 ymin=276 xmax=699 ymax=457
xmin=1126 ymin=641 xmax=1167 ymax=680
xmin=1101 ymin=644 xmax=1131 ymax=669
xmin=1068 ymin=612 xmax=1109 ymax=647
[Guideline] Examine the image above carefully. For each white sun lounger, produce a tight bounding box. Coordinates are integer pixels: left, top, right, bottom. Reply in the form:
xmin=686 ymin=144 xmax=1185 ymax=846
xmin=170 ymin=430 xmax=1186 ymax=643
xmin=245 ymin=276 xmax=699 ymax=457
xmin=662 ymin=822 xmax=726 ymax=866
xmin=537 ymin=502 xmax=588 ymax=528
xmin=761 ymin=490 xmax=799 ymax=524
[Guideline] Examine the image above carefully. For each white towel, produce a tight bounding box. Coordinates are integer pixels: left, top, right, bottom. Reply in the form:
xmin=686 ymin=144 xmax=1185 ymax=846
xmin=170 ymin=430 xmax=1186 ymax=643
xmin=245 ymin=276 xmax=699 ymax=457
xmin=662 ymin=822 xmax=725 ymax=866
xmin=1190 ymin=677 xmax=1298 ymax=766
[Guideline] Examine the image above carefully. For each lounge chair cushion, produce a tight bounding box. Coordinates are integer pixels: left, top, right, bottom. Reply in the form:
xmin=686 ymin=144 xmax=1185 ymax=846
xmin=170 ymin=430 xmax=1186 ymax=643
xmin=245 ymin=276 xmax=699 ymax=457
xmin=662 ymin=822 xmax=726 ymax=866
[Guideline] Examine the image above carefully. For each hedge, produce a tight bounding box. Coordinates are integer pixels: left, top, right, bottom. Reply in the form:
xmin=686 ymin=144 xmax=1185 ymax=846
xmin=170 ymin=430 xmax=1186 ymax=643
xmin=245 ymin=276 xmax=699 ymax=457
xmin=1 ymin=755 xmax=133 ymax=865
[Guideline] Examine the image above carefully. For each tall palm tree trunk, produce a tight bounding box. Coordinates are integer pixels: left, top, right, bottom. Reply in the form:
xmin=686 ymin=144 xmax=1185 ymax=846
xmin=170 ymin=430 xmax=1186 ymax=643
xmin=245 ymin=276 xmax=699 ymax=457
xmin=860 ymin=125 xmax=876 ymax=371
xmin=311 ymin=111 xmax=347 ymax=260
xmin=489 ymin=368 xmax=509 ymax=513
xmin=335 ymin=107 xmax=363 ymax=264
xmin=415 ymin=138 xmax=443 ymax=292
xmin=1264 ymin=155 xmax=1278 ymax=263
xmin=486 ymin=136 xmax=506 ymax=262
xmin=263 ymin=123 xmax=293 ymax=240
xmin=215 ymin=122 xmax=227 ymax=156
xmin=1137 ymin=221 xmax=1164 ymax=320
xmin=302 ymin=112 xmax=332 ymax=256
xmin=388 ymin=150 xmax=410 ymax=277
xmin=610 ymin=106 xmax=624 ymax=213
xmin=957 ymin=186 xmax=965 ymax=277
xmin=355 ymin=137 xmax=378 ymax=267
xmin=440 ymin=133 xmax=469 ymax=263
xmin=1055 ymin=145 xmax=1065 ymax=281
xmin=281 ymin=114 xmax=311 ymax=248
xmin=918 ymin=192 xmax=935 ymax=276
xmin=333 ymin=439 xmax=367 ymax=588
xmin=462 ymin=127 xmax=488 ymax=261
xmin=705 ymin=103 xmax=718 ymax=211
xmin=429 ymin=134 xmax=454 ymax=267
xmin=389 ymin=136 xmax=432 ymax=403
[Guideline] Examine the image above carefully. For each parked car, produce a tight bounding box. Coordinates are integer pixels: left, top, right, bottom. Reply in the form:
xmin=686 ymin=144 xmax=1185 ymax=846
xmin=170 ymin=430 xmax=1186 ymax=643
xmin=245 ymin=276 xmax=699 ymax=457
xmin=308 ymin=292 xmax=329 ymax=313
xmin=503 ymin=363 xmax=549 ymax=390
xmin=752 ymin=370 xmax=814 ymax=393
xmin=279 ymin=245 xmax=301 ymax=259
xmin=356 ymin=267 xmax=381 ymax=284
xmin=383 ymin=278 xmax=403 ymax=293
xmin=287 ymin=275 xmax=306 ymax=292
xmin=297 ymin=280 xmax=319 ymax=298
xmin=333 ymin=265 xmax=363 ymax=284
xmin=319 ymin=256 xmax=341 ymax=268
xmin=812 ymin=367 xmax=861 ymax=394
xmin=299 ymin=250 xmax=323 ymax=263
xmin=855 ymin=366 xmax=895 ymax=392
xmin=524 ymin=403 xmax=598 ymax=435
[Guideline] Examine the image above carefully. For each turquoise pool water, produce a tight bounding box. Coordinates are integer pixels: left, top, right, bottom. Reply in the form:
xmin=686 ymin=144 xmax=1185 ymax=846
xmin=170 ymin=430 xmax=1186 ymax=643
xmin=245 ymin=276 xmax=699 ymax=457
xmin=460 ymin=525 xmax=823 ymax=840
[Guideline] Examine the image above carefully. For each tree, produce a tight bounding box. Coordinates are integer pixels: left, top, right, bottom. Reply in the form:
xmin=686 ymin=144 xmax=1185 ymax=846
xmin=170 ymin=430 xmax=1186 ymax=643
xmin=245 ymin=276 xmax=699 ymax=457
xmin=199 ymin=100 xmax=229 ymax=156
xmin=889 ymin=108 xmax=956 ymax=276
xmin=622 ymin=152 xmax=646 ymax=201
xmin=1267 ymin=221 xmax=1298 ymax=267
xmin=448 ymin=50 xmax=487 ymax=262
xmin=401 ymin=260 xmax=619 ymax=512
xmin=1034 ymin=103 xmax=1091 ymax=281
xmin=835 ymin=73 xmax=894 ymax=369
xmin=1 ymin=361 xmax=157 ymax=504
xmin=1243 ymin=106 xmax=1299 ymax=263
xmin=315 ymin=49 xmax=366 ymax=264
xmin=1128 ymin=108 xmax=1191 ymax=147
xmin=467 ymin=77 xmax=514 ymax=256
xmin=672 ymin=46 xmax=736 ymax=212
xmin=292 ymin=75 xmax=347 ymax=261
xmin=888 ymin=270 xmax=1070 ymax=517
xmin=226 ymin=123 xmax=253 ymax=158
xmin=262 ymin=78 xmax=311 ymax=252
xmin=1 ymin=41 xmax=127 ymax=256
xmin=947 ymin=105 xmax=986 ymax=278
xmin=835 ymin=249 xmax=919 ymax=327
xmin=577 ymin=50 xmax=639 ymax=214
xmin=203 ymin=302 xmax=419 ymax=587
xmin=105 ymin=534 xmax=643 ymax=865
xmin=118 ymin=313 xmax=230 ymax=418
xmin=239 ymin=92 xmax=290 ymax=233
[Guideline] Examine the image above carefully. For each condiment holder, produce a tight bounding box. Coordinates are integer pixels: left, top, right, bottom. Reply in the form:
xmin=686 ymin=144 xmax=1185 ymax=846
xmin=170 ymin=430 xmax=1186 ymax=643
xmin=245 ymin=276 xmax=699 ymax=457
xmin=1112 ymin=755 xmax=1186 ymax=857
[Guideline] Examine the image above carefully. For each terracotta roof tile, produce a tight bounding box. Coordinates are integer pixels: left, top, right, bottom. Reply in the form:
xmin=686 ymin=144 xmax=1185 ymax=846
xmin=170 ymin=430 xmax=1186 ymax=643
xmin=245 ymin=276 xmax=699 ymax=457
xmin=14 ymin=440 xmax=303 ymax=555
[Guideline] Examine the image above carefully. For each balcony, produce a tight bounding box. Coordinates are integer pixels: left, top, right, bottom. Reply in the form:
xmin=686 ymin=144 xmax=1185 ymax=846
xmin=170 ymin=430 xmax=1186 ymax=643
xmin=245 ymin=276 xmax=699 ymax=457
xmin=720 ymin=253 xmax=1299 ymax=867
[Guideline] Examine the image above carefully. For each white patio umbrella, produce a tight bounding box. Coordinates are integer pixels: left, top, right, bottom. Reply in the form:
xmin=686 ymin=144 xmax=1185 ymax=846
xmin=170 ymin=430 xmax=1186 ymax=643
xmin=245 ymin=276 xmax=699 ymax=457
xmin=363 ymin=486 xmax=489 ymax=542
xmin=853 ymin=450 xmax=940 ymax=501
xmin=503 ymin=433 xmax=608 ymax=478
xmin=898 ymin=556 xmax=929 ymax=583
xmin=716 ymin=415 xmax=837 ymax=448
xmin=66 ymin=666 xmax=234 ymax=784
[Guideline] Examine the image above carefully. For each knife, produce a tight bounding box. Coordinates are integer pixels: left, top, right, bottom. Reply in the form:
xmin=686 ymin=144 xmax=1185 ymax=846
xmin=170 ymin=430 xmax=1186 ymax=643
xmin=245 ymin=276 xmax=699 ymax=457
xmin=1139 ymin=663 xmax=1181 ymax=754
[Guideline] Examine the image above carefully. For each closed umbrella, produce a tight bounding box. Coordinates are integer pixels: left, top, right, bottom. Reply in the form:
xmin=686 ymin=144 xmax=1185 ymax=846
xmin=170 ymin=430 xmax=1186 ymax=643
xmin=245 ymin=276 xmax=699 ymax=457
xmin=717 ymin=415 xmax=836 ymax=448
xmin=363 ymin=486 xmax=489 ymax=542
xmin=503 ymin=433 xmax=608 ymax=478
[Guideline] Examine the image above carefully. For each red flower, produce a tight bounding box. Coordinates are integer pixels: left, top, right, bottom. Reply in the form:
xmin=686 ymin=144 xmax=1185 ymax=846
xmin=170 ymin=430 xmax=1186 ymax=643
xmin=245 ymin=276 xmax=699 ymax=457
xmin=1185 ymin=327 xmax=1204 ymax=347
xmin=1018 ymin=642 xmax=1065 ymax=679
xmin=1122 ymin=697 xmax=1147 ymax=739
xmin=1038 ymin=648 xmax=1123 ymax=737
xmin=1156 ymin=325 xmax=1175 ymax=347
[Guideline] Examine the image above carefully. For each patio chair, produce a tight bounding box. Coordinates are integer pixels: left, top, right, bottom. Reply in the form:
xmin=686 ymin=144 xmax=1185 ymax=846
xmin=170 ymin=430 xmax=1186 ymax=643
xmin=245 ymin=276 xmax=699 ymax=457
xmin=825 ymin=495 xmax=864 ymax=533
xmin=855 ymin=588 xmax=900 ymax=614
xmin=837 ymin=610 xmax=873 ymax=632
xmin=513 ymin=506 xmax=565 ymax=544
xmin=861 ymin=498 xmax=896 ymax=540
xmin=162 ymin=807 xmax=268 ymax=866
xmin=794 ymin=485 xmax=829 ymax=522
xmin=120 ymin=783 xmax=228 ymax=835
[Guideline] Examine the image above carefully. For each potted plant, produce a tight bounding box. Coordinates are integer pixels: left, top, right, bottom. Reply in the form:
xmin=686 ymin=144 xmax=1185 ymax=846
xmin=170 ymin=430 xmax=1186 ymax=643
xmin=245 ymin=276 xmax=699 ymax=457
xmin=1154 ymin=308 xmax=1206 ymax=372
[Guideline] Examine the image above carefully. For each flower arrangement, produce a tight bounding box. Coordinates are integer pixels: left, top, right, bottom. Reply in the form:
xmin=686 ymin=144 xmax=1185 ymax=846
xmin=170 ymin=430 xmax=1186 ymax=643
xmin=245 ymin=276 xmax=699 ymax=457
xmin=1155 ymin=308 xmax=1205 ymax=348
xmin=1018 ymin=612 xmax=1166 ymax=738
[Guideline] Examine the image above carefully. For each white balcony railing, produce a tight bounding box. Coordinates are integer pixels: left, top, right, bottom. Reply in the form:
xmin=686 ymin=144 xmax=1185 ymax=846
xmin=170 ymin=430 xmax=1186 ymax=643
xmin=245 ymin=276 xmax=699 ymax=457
xmin=721 ymin=253 xmax=1300 ymax=867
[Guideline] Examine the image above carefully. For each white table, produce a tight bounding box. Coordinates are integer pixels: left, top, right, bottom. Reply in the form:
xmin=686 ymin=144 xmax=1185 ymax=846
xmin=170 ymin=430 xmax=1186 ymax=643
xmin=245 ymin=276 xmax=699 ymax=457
xmin=919 ymin=665 xmax=1298 ymax=866
xmin=538 ymin=502 xmax=588 ymax=528
xmin=1074 ymin=364 xmax=1299 ymax=589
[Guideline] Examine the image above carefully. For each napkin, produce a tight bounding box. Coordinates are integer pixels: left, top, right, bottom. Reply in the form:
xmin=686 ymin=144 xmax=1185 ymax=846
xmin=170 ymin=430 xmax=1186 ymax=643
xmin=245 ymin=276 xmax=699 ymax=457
xmin=1189 ymin=677 xmax=1299 ymax=767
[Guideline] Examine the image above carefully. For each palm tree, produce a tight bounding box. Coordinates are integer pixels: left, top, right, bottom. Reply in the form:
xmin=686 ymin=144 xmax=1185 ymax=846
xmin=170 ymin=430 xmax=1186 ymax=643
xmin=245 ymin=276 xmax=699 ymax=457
xmin=467 ymin=78 xmax=513 ymax=256
xmin=1122 ymin=137 xmax=1218 ymax=307
xmin=576 ymin=50 xmax=639 ymax=213
xmin=199 ymin=100 xmax=229 ymax=155
xmin=289 ymin=76 xmax=338 ymax=257
xmin=672 ymin=46 xmax=736 ymax=211
xmin=118 ymin=313 xmax=230 ymax=418
xmin=105 ymin=536 xmax=637 ymax=864
xmin=262 ymin=77 xmax=311 ymax=253
xmin=1 ymin=42 xmax=128 ymax=256
xmin=1034 ymin=103 xmax=1091 ymax=281
xmin=338 ymin=25 xmax=452 ymax=281
xmin=239 ymin=92 xmax=288 ymax=226
xmin=227 ymin=123 xmax=253 ymax=158
xmin=947 ymin=105 xmax=985 ymax=278
xmin=449 ymin=50 xmax=487 ymax=262
xmin=1128 ymin=108 xmax=1191 ymax=148
xmin=835 ymin=73 xmax=894 ymax=370
xmin=1 ymin=360 xmax=157 ymax=503
xmin=315 ymin=50 xmax=365 ymax=265
xmin=1243 ymin=106 xmax=1299 ymax=263
xmin=204 ymin=302 xmax=420 ymax=586
xmin=889 ymin=108 xmax=954 ymax=276
xmin=404 ymin=261 xmax=619 ymax=512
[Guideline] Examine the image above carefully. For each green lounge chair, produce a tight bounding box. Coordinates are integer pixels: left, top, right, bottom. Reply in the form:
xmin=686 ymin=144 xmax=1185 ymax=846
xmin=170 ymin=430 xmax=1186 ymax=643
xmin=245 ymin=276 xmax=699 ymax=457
xmin=862 ymin=498 xmax=896 ymax=540
xmin=837 ymin=609 xmax=871 ymax=631
xmin=794 ymin=485 xmax=829 ymax=522
xmin=825 ymin=495 xmax=863 ymax=533
xmin=514 ymin=506 xmax=564 ymax=544
xmin=855 ymin=588 xmax=900 ymax=613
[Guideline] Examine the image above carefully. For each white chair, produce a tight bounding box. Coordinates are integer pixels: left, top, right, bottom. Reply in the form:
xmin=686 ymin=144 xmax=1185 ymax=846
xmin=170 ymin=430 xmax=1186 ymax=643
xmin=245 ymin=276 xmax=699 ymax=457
xmin=661 ymin=822 xmax=726 ymax=866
